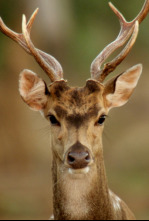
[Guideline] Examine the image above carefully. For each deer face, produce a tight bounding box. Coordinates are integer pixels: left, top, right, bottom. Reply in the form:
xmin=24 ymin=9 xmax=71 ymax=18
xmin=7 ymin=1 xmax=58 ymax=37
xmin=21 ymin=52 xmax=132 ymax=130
xmin=19 ymin=65 xmax=142 ymax=175
xmin=44 ymin=79 xmax=106 ymax=173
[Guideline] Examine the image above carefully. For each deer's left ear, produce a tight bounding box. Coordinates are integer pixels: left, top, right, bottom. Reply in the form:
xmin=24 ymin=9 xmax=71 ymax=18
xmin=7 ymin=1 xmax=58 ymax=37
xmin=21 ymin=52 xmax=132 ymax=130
xmin=103 ymin=64 xmax=142 ymax=110
xmin=19 ymin=69 xmax=49 ymax=111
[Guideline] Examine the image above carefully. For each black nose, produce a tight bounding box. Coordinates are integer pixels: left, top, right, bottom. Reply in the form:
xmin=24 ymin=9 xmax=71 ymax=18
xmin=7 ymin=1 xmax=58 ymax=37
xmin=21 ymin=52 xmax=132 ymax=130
xmin=67 ymin=142 xmax=91 ymax=169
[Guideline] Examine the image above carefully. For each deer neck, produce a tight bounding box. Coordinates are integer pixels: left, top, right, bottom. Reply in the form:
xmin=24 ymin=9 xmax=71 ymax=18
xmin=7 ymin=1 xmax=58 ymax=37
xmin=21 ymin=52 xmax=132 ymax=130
xmin=52 ymin=150 xmax=114 ymax=220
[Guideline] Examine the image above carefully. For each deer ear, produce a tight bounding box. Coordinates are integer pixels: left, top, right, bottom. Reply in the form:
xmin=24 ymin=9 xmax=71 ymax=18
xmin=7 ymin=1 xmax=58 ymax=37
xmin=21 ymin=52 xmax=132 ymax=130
xmin=103 ymin=64 xmax=142 ymax=111
xmin=19 ymin=69 xmax=49 ymax=111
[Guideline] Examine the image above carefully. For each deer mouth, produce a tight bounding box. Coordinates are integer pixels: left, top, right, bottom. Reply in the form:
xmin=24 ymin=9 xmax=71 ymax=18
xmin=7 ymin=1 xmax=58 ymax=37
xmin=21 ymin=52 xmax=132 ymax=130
xmin=68 ymin=166 xmax=90 ymax=175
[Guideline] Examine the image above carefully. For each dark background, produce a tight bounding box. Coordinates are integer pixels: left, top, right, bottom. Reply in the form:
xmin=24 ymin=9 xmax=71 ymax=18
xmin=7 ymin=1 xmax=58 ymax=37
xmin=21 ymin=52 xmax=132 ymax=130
xmin=0 ymin=0 xmax=149 ymax=220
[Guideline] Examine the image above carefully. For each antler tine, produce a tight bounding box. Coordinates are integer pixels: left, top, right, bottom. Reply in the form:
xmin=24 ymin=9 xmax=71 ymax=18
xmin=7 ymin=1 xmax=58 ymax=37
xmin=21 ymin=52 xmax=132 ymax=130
xmin=27 ymin=8 xmax=39 ymax=34
xmin=0 ymin=9 xmax=39 ymax=53
xmin=98 ymin=21 xmax=139 ymax=82
xmin=91 ymin=0 xmax=149 ymax=83
xmin=22 ymin=14 xmax=59 ymax=82
xmin=0 ymin=9 xmax=63 ymax=82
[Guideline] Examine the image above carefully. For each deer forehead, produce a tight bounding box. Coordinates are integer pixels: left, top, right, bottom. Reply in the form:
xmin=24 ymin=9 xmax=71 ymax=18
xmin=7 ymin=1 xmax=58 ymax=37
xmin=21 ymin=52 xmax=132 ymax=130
xmin=46 ymin=80 xmax=105 ymax=124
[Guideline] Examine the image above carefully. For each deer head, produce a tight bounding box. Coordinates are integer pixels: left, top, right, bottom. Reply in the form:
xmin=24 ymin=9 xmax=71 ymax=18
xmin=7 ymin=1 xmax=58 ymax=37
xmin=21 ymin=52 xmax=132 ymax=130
xmin=0 ymin=1 xmax=149 ymax=219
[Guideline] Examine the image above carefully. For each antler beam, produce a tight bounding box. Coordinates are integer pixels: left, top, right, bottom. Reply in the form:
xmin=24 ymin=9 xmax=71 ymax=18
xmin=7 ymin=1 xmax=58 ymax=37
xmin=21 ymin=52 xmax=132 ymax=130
xmin=91 ymin=0 xmax=149 ymax=83
xmin=0 ymin=9 xmax=63 ymax=82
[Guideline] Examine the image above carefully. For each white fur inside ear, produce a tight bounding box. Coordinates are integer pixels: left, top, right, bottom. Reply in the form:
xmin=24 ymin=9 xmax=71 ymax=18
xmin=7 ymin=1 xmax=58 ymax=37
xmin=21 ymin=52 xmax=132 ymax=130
xmin=106 ymin=64 xmax=142 ymax=110
xmin=19 ymin=69 xmax=48 ymax=111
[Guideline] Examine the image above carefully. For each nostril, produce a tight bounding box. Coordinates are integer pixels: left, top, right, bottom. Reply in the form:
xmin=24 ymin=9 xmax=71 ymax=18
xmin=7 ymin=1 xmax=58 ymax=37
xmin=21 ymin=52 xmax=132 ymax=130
xmin=85 ymin=153 xmax=91 ymax=162
xmin=68 ymin=154 xmax=75 ymax=164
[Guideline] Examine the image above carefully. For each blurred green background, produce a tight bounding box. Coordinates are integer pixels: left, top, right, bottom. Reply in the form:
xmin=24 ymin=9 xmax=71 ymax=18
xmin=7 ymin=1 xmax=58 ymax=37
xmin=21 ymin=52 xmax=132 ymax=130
xmin=0 ymin=0 xmax=149 ymax=220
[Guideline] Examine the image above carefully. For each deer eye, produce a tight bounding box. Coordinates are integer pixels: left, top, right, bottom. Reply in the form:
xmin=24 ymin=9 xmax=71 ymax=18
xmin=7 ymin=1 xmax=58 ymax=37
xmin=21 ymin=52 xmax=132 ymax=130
xmin=96 ymin=115 xmax=106 ymax=126
xmin=49 ymin=115 xmax=60 ymax=126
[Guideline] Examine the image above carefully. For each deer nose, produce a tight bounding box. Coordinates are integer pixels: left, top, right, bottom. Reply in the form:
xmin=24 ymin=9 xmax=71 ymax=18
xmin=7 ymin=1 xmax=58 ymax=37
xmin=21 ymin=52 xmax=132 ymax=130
xmin=66 ymin=142 xmax=91 ymax=169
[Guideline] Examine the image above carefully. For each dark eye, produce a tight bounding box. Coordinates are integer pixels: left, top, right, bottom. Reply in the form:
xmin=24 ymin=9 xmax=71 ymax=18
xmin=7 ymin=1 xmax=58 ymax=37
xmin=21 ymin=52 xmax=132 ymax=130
xmin=96 ymin=115 xmax=106 ymax=126
xmin=49 ymin=115 xmax=60 ymax=126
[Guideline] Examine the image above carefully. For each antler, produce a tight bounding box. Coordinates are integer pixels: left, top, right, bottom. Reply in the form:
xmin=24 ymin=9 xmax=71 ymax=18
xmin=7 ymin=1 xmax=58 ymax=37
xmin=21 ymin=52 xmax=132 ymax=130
xmin=91 ymin=0 xmax=149 ymax=83
xmin=0 ymin=9 xmax=63 ymax=82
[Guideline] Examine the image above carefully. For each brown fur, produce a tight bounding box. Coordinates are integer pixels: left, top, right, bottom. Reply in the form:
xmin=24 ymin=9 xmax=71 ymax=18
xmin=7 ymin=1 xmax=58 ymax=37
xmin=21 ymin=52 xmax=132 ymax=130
xmin=45 ymin=80 xmax=104 ymax=119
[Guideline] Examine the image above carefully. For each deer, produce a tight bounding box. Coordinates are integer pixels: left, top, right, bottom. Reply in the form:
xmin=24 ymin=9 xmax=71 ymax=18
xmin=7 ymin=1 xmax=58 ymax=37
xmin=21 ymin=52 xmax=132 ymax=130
xmin=0 ymin=1 xmax=149 ymax=220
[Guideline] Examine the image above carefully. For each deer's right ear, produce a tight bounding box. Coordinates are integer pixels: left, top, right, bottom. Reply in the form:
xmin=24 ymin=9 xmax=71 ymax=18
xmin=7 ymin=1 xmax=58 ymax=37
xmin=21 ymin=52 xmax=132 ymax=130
xmin=19 ymin=70 xmax=49 ymax=111
xmin=103 ymin=64 xmax=142 ymax=111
